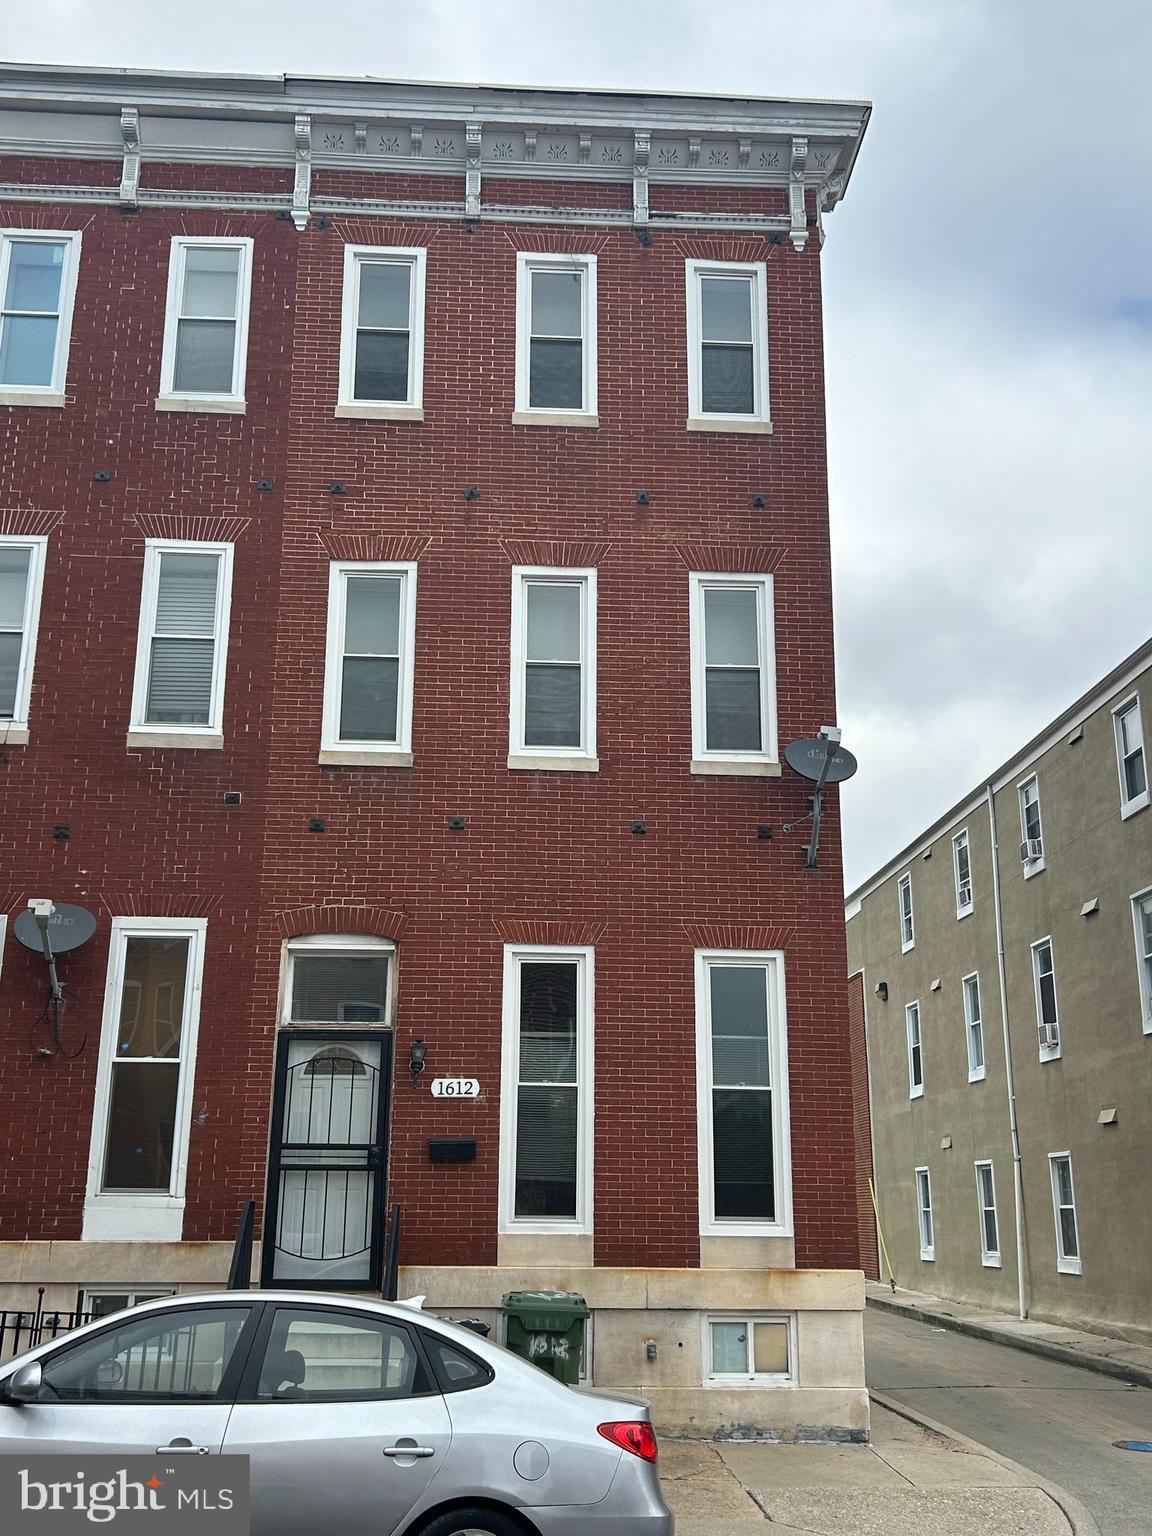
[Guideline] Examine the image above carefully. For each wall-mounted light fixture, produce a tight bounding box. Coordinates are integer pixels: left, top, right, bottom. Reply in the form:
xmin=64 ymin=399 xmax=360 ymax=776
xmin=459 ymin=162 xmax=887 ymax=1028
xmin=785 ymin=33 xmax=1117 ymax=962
xmin=875 ymin=981 xmax=889 ymax=1003
xmin=409 ymin=1038 xmax=428 ymax=1088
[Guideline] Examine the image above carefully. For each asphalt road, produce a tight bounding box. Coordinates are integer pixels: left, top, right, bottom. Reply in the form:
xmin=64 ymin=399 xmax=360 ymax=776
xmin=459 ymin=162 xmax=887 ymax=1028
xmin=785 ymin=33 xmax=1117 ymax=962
xmin=865 ymin=1306 xmax=1152 ymax=1535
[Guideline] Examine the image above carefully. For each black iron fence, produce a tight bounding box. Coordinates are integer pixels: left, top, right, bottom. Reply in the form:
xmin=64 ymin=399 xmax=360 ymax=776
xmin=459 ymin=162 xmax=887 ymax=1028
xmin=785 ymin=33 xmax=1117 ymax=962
xmin=0 ymin=1289 xmax=91 ymax=1360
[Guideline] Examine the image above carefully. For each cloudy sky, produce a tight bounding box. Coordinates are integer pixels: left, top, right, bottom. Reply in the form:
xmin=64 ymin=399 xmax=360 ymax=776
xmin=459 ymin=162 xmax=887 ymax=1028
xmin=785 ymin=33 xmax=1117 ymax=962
xmin=7 ymin=1 xmax=1149 ymax=890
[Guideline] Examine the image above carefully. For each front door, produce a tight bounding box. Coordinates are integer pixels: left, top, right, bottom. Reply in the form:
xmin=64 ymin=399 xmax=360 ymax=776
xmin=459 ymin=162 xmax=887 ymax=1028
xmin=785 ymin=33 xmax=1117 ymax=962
xmin=262 ymin=1032 xmax=392 ymax=1289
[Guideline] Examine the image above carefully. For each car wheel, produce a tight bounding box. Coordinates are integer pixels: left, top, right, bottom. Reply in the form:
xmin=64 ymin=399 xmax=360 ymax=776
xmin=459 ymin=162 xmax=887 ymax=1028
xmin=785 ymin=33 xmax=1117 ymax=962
xmin=416 ymin=1508 xmax=526 ymax=1536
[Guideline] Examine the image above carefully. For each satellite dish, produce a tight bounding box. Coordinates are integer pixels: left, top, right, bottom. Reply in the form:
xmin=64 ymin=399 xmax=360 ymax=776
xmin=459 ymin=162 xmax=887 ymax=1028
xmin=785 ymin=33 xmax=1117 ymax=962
xmin=13 ymin=904 xmax=98 ymax=954
xmin=784 ymin=738 xmax=858 ymax=783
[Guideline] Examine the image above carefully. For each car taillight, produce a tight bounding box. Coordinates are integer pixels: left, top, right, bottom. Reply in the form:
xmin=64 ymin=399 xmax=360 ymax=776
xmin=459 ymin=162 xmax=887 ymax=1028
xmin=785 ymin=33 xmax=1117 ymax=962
xmin=598 ymin=1420 xmax=658 ymax=1462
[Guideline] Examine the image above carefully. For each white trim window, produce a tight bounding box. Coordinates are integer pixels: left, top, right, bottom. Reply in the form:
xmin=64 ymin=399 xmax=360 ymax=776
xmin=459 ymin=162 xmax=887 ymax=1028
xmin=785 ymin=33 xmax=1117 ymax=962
xmin=1032 ymin=937 xmax=1060 ymax=1061
xmin=953 ymin=827 xmax=973 ymax=917
xmin=282 ymin=934 xmax=394 ymax=1023
xmin=337 ymin=245 xmax=426 ymax=415
xmin=83 ymin=917 xmax=207 ymax=1242
xmin=0 ymin=533 xmax=48 ymax=735
xmin=499 ymin=945 xmax=594 ymax=1235
xmin=898 ymin=873 xmax=915 ymax=952
xmin=975 ymin=1161 xmax=1001 ymax=1267
xmin=963 ymin=972 xmax=985 ymax=1082
xmin=130 ymin=541 xmax=234 ymax=743
xmin=1049 ymin=1152 xmax=1081 ymax=1275
xmin=0 ymin=229 xmax=82 ymax=401
xmin=80 ymin=1287 xmax=177 ymax=1321
xmin=696 ymin=950 xmax=792 ymax=1238
xmin=705 ymin=1315 xmax=793 ymax=1385
xmin=321 ymin=561 xmax=417 ymax=760
xmin=158 ymin=236 xmax=253 ymax=407
xmin=514 ymin=252 xmax=598 ymax=422
xmin=685 ymin=259 xmax=770 ymax=430
xmin=1019 ymin=775 xmax=1045 ymax=875
xmin=688 ymin=572 xmax=777 ymax=772
xmin=1132 ymin=889 xmax=1152 ymax=1035
xmin=1113 ymin=696 xmax=1149 ymax=819
xmin=906 ymin=1000 xmax=924 ymax=1098
xmin=916 ymin=1166 xmax=935 ymax=1261
xmin=509 ymin=566 xmax=597 ymax=768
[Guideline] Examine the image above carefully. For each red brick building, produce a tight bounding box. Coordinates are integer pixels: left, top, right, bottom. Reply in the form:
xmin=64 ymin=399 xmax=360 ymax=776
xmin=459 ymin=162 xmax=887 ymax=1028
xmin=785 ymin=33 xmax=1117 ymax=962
xmin=0 ymin=63 xmax=870 ymax=1435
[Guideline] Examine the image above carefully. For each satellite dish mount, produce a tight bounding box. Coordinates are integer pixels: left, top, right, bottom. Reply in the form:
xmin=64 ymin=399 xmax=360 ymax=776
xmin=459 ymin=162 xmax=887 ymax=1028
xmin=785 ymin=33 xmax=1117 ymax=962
xmin=782 ymin=727 xmax=858 ymax=871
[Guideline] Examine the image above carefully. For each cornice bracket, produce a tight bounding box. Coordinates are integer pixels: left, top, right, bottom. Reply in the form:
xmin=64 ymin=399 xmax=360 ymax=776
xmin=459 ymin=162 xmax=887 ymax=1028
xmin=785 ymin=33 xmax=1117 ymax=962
xmin=816 ymin=170 xmax=847 ymax=246
xmin=465 ymin=121 xmax=483 ymax=220
xmin=292 ymin=112 xmax=312 ymax=231
xmin=789 ymin=135 xmax=809 ymax=252
xmin=119 ymin=107 xmax=140 ymax=208
xmin=633 ymin=130 xmax=651 ymax=226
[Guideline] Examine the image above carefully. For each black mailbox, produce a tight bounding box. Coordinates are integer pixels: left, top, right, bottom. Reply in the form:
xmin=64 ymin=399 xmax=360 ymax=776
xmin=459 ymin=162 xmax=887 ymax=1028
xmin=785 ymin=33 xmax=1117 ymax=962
xmin=428 ymin=1136 xmax=477 ymax=1163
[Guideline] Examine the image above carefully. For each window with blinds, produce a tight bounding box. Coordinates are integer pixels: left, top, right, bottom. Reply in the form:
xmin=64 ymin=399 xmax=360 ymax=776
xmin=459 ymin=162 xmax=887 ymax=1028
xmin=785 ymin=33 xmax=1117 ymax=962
xmin=322 ymin=562 xmax=417 ymax=756
xmin=0 ymin=535 xmax=46 ymax=728
xmin=131 ymin=542 xmax=233 ymax=737
xmin=159 ymin=237 xmax=252 ymax=403
xmin=509 ymin=567 xmax=597 ymax=763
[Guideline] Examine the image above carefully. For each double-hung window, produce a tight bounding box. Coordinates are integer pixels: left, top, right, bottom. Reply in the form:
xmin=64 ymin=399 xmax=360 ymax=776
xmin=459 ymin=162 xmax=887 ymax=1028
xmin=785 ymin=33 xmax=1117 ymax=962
xmin=916 ymin=1167 xmax=934 ymax=1261
xmin=685 ymin=259 xmax=770 ymax=430
xmin=1049 ymin=1153 xmax=1081 ymax=1274
xmin=514 ymin=253 xmax=597 ymax=423
xmin=0 ymin=229 xmax=81 ymax=402
xmin=84 ymin=917 xmax=207 ymax=1242
xmin=1032 ymin=937 xmax=1060 ymax=1060
xmin=338 ymin=245 xmax=426 ymax=417
xmin=696 ymin=951 xmax=792 ymax=1237
xmin=321 ymin=562 xmax=417 ymax=763
xmin=1113 ymin=697 xmax=1148 ymax=818
xmin=953 ymin=828 xmax=973 ymax=916
xmin=158 ymin=237 xmax=252 ymax=408
xmin=130 ymin=541 xmax=233 ymax=745
xmin=898 ymin=873 xmax=915 ymax=952
xmin=500 ymin=946 xmax=594 ymax=1234
xmin=1132 ymin=890 xmax=1152 ymax=1035
xmin=975 ymin=1161 xmax=1000 ymax=1267
xmin=509 ymin=567 xmax=597 ymax=768
xmin=1019 ymin=776 xmax=1044 ymax=873
xmin=0 ymin=534 xmax=47 ymax=737
xmin=689 ymin=573 xmax=777 ymax=771
xmin=906 ymin=1001 xmax=924 ymax=1098
xmin=963 ymin=973 xmax=985 ymax=1082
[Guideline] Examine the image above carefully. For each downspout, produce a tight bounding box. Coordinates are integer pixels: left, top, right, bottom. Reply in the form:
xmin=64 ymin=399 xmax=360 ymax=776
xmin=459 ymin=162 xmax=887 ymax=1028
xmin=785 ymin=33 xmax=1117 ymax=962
xmin=987 ymin=783 xmax=1029 ymax=1320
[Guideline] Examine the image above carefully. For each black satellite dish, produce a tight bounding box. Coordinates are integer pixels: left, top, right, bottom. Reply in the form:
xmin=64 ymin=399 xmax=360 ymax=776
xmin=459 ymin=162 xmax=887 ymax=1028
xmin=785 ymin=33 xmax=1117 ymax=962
xmin=784 ymin=738 xmax=858 ymax=783
xmin=13 ymin=903 xmax=98 ymax=954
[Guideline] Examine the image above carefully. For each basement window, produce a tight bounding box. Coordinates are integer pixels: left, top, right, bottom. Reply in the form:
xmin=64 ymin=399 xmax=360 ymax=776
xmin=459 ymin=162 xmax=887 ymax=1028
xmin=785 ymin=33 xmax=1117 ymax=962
xmin=705 ymin=1315 xmax=793 ymax=1385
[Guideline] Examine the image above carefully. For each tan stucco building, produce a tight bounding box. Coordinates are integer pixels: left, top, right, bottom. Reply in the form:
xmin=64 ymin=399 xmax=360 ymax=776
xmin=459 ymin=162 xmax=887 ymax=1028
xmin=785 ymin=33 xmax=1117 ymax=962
xmin=846 ymin=639 xmax=1152 ymax=1343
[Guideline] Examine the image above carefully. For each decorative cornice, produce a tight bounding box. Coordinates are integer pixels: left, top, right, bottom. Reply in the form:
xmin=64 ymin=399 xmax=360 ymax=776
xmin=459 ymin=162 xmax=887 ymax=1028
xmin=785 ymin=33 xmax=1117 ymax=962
xmin=789 ymin=135 xmax=809 ymax=253
xmin=292 ymin=112 xmax=311 ymax=231
xmin=465 ymin=121 xmax=482 ymax=220
xmin=633 ymin=130 xmax=650 ymax=227
xmin=119 ymin=106 xmax=139 ymax=207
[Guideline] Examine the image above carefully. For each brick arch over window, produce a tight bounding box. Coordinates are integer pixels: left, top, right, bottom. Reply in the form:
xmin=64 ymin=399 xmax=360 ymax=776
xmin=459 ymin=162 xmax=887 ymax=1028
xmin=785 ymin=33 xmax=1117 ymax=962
xmin=683 ymin=922 xmax=796 ymax=951
xmin=493 ymin=917 xmax=606 ymax=946
xmin=275 ymin=905 xmax=409 ymax=941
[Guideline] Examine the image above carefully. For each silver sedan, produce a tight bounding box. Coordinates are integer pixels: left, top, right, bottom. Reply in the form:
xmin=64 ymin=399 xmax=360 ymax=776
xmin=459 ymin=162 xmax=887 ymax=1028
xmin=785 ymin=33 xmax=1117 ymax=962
xmin=0 ymin=1289 xmax=673 ymax=1535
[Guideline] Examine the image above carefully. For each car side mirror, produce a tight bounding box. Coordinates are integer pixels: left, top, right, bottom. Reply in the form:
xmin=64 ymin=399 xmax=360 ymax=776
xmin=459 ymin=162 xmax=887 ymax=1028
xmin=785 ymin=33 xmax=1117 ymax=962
xmin=4 ymin=1361 xmax=42 ymax=1404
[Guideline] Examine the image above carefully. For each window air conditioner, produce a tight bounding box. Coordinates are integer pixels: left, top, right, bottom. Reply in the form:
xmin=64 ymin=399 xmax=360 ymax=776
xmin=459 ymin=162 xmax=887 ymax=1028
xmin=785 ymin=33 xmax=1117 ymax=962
xmin=1020 ymin=838 xmax=1043 ymax=862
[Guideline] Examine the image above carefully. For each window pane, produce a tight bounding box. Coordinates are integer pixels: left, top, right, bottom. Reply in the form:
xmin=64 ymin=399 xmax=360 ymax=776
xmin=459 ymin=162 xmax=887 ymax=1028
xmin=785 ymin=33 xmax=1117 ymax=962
xmin=283 ymin=1040 xmax=381 ymax=1144
xmin=1039 ymin=971 xmax=1057 ymax=1025
xmin=1125 ymin=749 xmax=1147 ymax=800
xmin=704 ymin=588 xmax=758 ymax=665
xmin=103 ymin=1061 xmax=179 ymax=1190
xmin=710 ymin=1322 xmax=747 ymax=1374
xmin=526 ymin=583 xmax=581 ymax=662
xmin=0 ymin=632 xmax=22 ymax=715
xmin=983 ymin=1207 xmax=999 ymax=1253
xmin=86 ymin=1292 xmax=171 ymax=1320
xmin=519 ymin=962 xmax=578 ymax=1083
xmin=290 ymin=953 xmax=390 ymax=1022
xmin=423 ymin=1335 xmax=489 ymax=1389
xmin=339 ymin=655 xmax=399 ymax=741
xmin=358 ymin=262 xmax=411 ymax=330
xmin=529 ymin=338 xmax=583 ymax=409
xmin=753 ymin=1322 xmax=789 ymax=1374
xmin=1060 ymin=1207 xmax=1078 ymax=1258
xmin=1142 ymin=900 xmax=1152 ymax=953
xmin=1055 ymin=1160 xmax=1073 ymax=1206
xmin=713 ymin=1088 xmax=774 ymax=1220
xmin=146 ymin=637 xmax=214 ymax=724
xmin=41 ymin=1308 xmax=252 ymax=1403
xmin=117 ymin=937 xmax=189 ymax=1058
xmin=344 ymin=576 xmax=401 ymax=655
xmin=155 ymin=553 xmax=219 ymax=635
xmin=701 ymin=276 xmax=753 ymax=343
xmin=515 ymin=1085 xmax=577 ymax=1217
xmin=5 ymin=242 xmax=65 ymax=312
xmin=0 ymin=314 xmax=59 ymax=385
xmin=701 ymin=344 xmax=753 ymax=414
xmin=173 ymin=318 xmax=237 ymax=393
xmin=525 ymin=665 xmax=582 ymax=747
xmin=531 ymin=270 xmax=582 ymax=337
xmin=0 ymin=546 xmax=31 ymax=627
xmin=711 ymin=967 xmax=770 ymax=1086
xmin=258 ymin=1309 xmax=421 ymax=1400
xmin=354 ymin=329 xmax=410 ymax=401
xmin=181 ymin=246 xmax=240 ymax=319
xmin=705 ymin=669 xmax=761 ymax=751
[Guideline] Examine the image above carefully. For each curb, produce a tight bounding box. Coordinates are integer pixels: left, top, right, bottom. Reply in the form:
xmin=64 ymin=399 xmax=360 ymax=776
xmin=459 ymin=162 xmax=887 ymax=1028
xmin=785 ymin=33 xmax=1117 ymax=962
xmin=870 ymin=1389 xmax=1101 ymax=1536
xmin=866 ymin=1290 xmax=1152 ymax=1391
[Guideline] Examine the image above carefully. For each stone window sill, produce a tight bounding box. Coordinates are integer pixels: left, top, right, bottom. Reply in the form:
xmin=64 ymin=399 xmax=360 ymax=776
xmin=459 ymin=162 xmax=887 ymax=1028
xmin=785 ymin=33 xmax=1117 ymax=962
xmin=155 ymin=395 xmax=246 ymax=415
xmin=687 ymin=416 xmax=773 ymax=435
xmin=127 ymin=731 xmax=225 ymax=750
xmin=0 ymin=725 xmax=30 ymax=745
xmin=334 ymin=403 xmax=424 ymax=422
xmin=511 ymin=410 xmax=599 ymax=429
xmin=0 ymin=390 xmax=66 ymax=408
xmin=318 ymin=749 xmax=415 ymax=767
xmin=508 ymin=753 xmax=600 ymax=773
xmin=691 ymin=758 xmax=782 ymax=777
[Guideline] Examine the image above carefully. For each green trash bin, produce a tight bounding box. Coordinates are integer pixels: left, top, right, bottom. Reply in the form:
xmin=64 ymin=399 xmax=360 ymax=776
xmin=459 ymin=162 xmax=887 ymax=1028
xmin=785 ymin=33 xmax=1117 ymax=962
xmin=502 ymin=1290 xmax=589 ymax=1385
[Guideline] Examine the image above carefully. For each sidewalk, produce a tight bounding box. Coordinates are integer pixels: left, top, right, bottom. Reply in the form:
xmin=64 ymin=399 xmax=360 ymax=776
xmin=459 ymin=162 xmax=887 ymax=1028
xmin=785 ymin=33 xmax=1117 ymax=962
xmin=867 ymin=1280 xmax=1152 ymax=1388
xmin=660 ymin=1400 xmax=1082 ymax=1535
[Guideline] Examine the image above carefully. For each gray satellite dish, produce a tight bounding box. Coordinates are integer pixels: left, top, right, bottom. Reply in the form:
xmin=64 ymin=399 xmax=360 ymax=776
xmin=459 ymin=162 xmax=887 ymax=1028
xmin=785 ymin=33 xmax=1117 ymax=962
xmin=784 ymin=738 xmax=858 ymax=783
xmin=13 ymin=904 xmax=98 ymax=954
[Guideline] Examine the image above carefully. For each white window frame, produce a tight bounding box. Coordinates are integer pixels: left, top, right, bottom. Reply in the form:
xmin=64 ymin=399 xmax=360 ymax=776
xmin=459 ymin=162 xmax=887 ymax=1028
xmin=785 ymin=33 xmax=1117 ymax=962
xmin=688 ymin=572 xmax=777 ymax=773
xmin=83 ymin=917 xmax=208 ymax=1243
xmin=0 ymin=533 xmax=48 ymax=737
xmin=79 ymin=1287 xmax=178 ymax=1317
xmin=695 ymin=949 xmax=793 ymax=1239
xmin=898 ymin=872 xmax=915 ymax=952
xmin=498 ymin=944 xmax=594 ymax=1236
xmin=1113 ymin=694 xmax=1149 ymax=820
xmin=975 ymin=1160 xmax=1001 ymax=1268
xmin=280 ymin=933 xmax=395 ymax=1025
xmin=684 ymin=258 xmax=771 ymax=431
xmin=1048 ymin=1152 xmax=1082 ymax=1275
xmin=336 ymin=244 xmax=426 ymax=418
xmin=953 ymin=827 xmax=973 ymax=918
xmin=0 ymin=228 xmax=82 ymax=403
xmin=129 ymin=539 xmax=234 ymax=745
xmin=963 ymin=971 xmax=985 ymax=1083
xmin=508 ymin=565 xmax=597 ymax=770
xmin=1032 ymin=936 xmax=1061 ymax=1061
xmin=1131 ymin=887 xmax=1152 ymax=1036
xmin=0 ymin=914 xmax=7 ymax=986
xmin=157 ymin=235 xmax=253 ymax=409
xmin=513 ymin=251 xmax=598 ymax=425
xmin=916 ymin=1166 xmax=935 ymax=1261
xmin=1018 ymin=775 xmax=1045 ymax=876
xmin=320 ymin=560 xmax=417 ymax=762
xmin=906 ymin=1000 xmax=924 ymax=1099
xmin=703 ymin=1313 xmax=794 ymax=1386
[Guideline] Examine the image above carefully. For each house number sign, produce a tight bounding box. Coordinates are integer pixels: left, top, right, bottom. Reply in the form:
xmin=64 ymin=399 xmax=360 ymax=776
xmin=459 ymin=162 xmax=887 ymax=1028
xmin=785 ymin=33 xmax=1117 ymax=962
xmin=431 ymin=1077 xmax=481 ymax=1098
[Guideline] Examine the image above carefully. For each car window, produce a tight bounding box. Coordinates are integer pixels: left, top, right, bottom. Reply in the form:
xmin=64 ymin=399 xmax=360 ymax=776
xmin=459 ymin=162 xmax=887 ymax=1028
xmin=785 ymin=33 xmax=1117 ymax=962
xmin=420 ymin=1331 xmax=494 ymax=1394
xmin=254 ymin=1308 xmax=429 ymax=1402
xmin=38 ymin=1307 xmax=253 ymax=1403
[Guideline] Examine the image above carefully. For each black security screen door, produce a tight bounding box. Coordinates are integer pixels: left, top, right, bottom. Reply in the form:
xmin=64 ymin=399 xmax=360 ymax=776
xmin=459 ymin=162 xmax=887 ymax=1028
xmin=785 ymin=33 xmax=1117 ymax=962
xmin=262 ymin=1032 xmax=392 ymax=1289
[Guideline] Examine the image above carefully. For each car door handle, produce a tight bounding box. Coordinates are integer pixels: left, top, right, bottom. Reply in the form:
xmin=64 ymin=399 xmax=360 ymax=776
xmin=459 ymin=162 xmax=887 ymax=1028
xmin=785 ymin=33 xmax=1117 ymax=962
xmin=158 ymin=1442 xmax=210 ymax=1455
xmin=383 ymin=1445 xmax=435 ymax=1458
